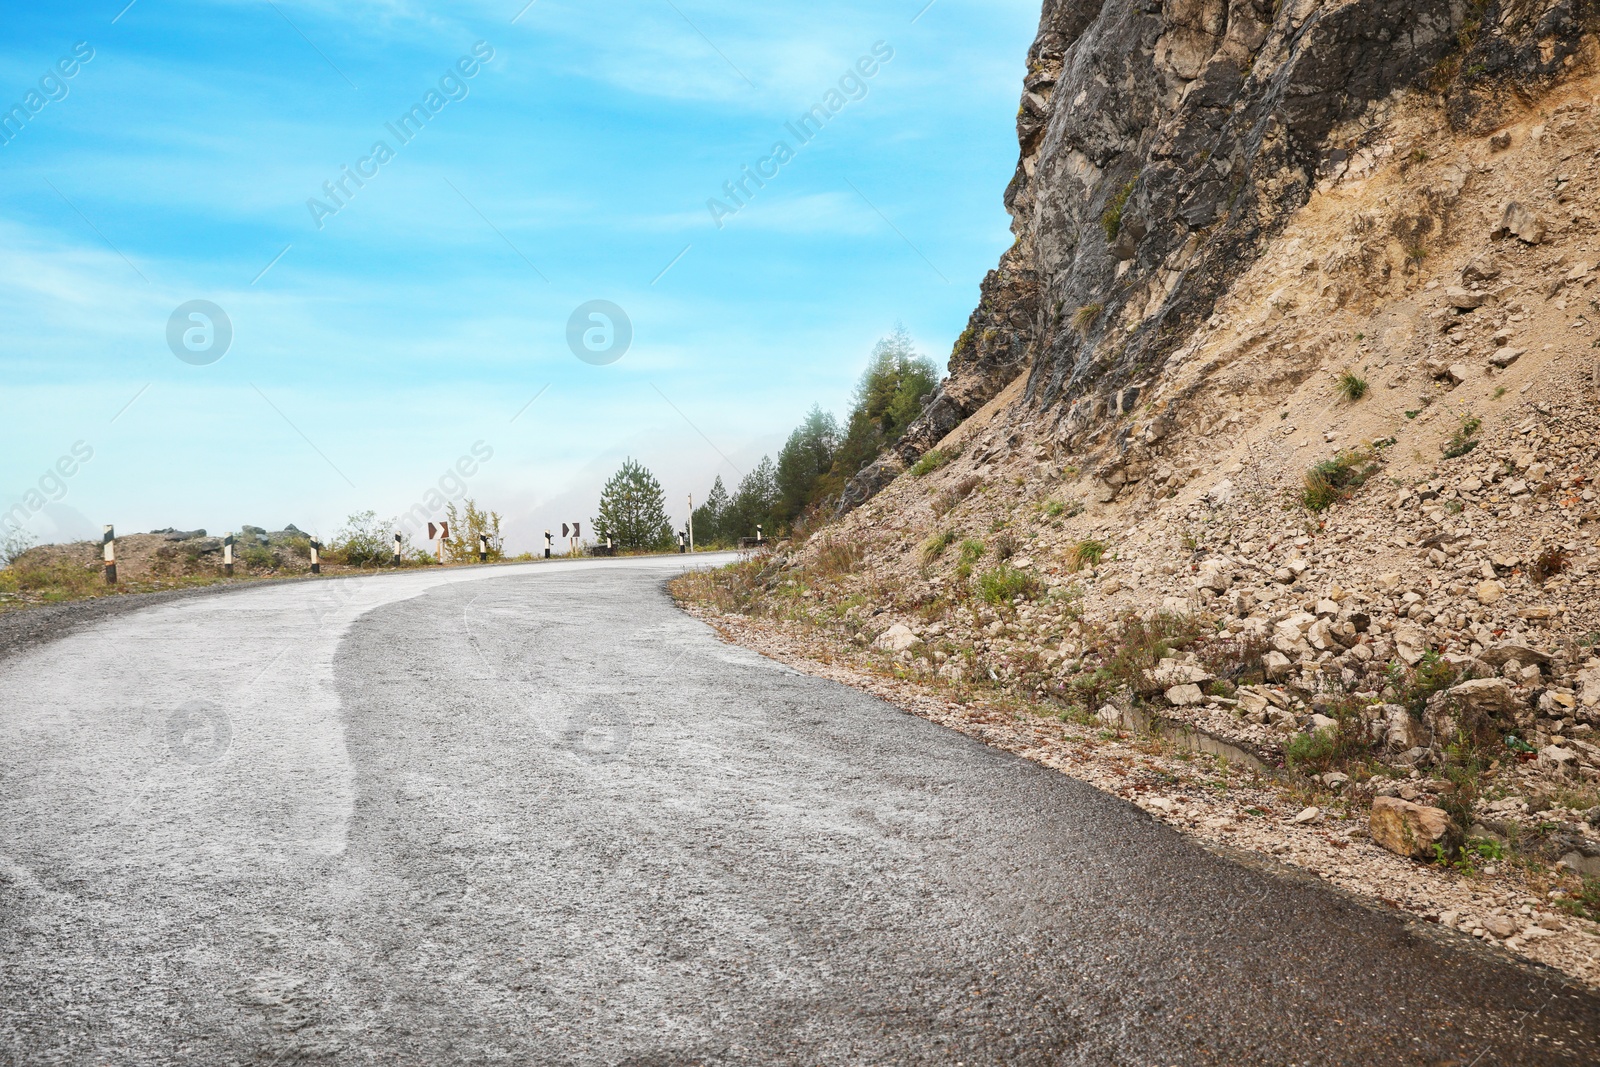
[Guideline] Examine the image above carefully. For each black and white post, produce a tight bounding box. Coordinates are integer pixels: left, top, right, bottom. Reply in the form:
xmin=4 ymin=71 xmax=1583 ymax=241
xmin=677 ymin=531 xmax=685 ymax=554
xmin=544 ymin=530 xmax=552 ymax=559
xmin=478 ymin=533 xmax=488 ymax=563
xmin=687 ymin=493 xmax=694 ymax=553
xmin=392 ymin=532 xmax=402 ymax=566
xmin=309 ymin=539 xmax=321 ymax=575
xmin=223 ymin=533 xmax=235 ymax=577
xmin=102 ymin=525 xmax=116 ymax=585
xmin=756 ymin=524 xmax=764 ymax=546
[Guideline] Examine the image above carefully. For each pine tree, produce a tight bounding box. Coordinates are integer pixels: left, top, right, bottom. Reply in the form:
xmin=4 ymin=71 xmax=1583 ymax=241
xmin=594 ymin=458 xmax=673 ymax=551
xmin=691 ymin=475 xmax=731 ymax=546
xmin=774 ymin=404 xmax=840 ymax=530
xmin=725 ymin=457 xmax=778 ymax=541
xmin=826 ymin=325 xmax=938 ymax=490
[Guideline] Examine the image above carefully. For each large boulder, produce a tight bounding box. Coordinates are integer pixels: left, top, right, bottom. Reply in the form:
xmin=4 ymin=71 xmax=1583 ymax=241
xmin=1447 ymin=678 xmax=1518 ymax=719
xmin=1491 ymin=201 xmax=1545 ymax=244
xmin=1146 ymin=658 xmax=1213 ymax=688
xmin=1194 ymin=558 xmax=1233 ymax=593
xmin=874 ymin=624 xmax=922 ymax=653
xmin=1479 ymin=642 xmax=1550 ymax=669
xmin=1370 ymin=797 xmax=1456 ymax=859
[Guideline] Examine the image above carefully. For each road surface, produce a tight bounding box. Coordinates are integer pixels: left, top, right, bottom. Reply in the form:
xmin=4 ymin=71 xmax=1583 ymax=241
xmin=2 ymin=557 xmax=1596 ymax=1065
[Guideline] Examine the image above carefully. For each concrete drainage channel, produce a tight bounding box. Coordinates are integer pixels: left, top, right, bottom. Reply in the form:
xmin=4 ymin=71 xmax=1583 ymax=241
xmin=1106 ymin=703 xmax=1270 ymax=772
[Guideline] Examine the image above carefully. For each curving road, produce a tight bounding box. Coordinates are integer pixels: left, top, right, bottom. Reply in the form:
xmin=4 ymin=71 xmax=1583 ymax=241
xmin=2 ymin=557 xmax=1597 ymax=1065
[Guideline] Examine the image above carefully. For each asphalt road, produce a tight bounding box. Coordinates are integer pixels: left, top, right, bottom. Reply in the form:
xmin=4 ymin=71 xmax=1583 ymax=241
xmin=2 ymin=556 xmax=1597 ymax=1065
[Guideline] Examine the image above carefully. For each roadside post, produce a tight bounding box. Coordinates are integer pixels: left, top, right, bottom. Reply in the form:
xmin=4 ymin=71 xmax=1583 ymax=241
xmin=392 ymin=533 xmax=402 ymax=566
xmin=677 ymin=531 xmax=685 ymax=554
xmin=223 ymin=533 xmax=234 ymax=577
xmin=687 ymin=494 xmax=694 ymax=552
xmin=756 ymin=524 xmax=763 ymax=546
xmin=309 ymin=539 xmax=321 ymax=575
xmin=544 ymin=530 xmax=552 ymax=558
xmin=605 ymin=536 xmax=613 ymax=555
xmin=428 ymin=521 xmax=450 ymax=564
xmin=478 ymin=533 xmax=488 ymax=562
xmin=102 ymin=525 xmax=116 ymax=585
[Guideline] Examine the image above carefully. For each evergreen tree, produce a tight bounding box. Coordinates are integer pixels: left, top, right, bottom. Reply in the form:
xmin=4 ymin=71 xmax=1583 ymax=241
xmin=824 ymin=325 xmax=939 ymax=494
xmin=725 ymin=457 xmax=778 ymax=541
xmin=593 ymin=458 xmax=673 ymax=550
xmin=773 ymin=404 xmax=839 ymax=530
xmin=691 ymin=475 xmax=731 ymax=546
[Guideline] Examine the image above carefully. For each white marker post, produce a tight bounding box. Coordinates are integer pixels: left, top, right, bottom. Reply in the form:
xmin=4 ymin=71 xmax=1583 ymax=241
xmin=309 ymin=539 xmax=321 ymax=575
xmin=544 ymin=530 xmax=553 ymax=559
xmin=392 ymin=533 xmax=402 ymax=566
xmin=756 ymin=524 xmax=764 ymax=546
xmin=102 ymin=525 xmax=116 ymax=585
xmin=687 ymin=494 xmax=694 ymax=553
xmin=223 ymin=533 xmax=235 ymax=577
xmin=677 ymin=531 xmax=685 ymax=554
xmin=478 ymin=533 xmax=488 ymax=563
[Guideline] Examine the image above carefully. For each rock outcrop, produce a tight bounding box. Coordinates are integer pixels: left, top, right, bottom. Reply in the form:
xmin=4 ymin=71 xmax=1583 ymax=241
xmin=839 ymin=0 xmax=1594 ymax=513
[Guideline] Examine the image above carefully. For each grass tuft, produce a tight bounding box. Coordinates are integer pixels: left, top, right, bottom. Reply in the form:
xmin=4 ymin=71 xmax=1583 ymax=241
xmin=910 ymin=448 xmax=955 ymax=477
xmin=1072 ymin=303 xmax=1104 ymax=335
xmin=1302 ymin=448 xmax=1378 ymax=511
xmin=1066 ymin=538 xmax=1108 ymax=572
xmin=1336 ymin=369 xmax=1368 ymax=401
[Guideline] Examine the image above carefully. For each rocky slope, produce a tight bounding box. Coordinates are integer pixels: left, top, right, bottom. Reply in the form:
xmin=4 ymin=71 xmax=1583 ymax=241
xmin=684 ymin=2 xmax=1600 ymax=986
xmin=842 ymin=0 xmax=1595 ymax=508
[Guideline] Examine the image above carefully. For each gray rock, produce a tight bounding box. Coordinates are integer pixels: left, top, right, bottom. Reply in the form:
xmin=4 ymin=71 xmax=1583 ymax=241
xmin=1448 ymin=678 xmax=1518 ymax=718
xmin=1491 ymin=202 xmax=1545 ymax=244
xmin=1481 ymin=914 xmax=1518 ymax=939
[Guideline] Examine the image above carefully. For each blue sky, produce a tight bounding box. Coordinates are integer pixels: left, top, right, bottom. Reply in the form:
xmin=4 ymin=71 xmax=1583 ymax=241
xmin=1 ymin=0 xmax=1039 ymax=552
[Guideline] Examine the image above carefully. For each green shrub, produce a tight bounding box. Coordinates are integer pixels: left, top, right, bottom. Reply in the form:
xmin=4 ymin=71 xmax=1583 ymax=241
xmin=240 ymin=545 xmax=276 ymax=570
xmin=1101 ymin=178 xmax=1136 ymax=240
xmin=1302 ymin=448 xmax=1378 ymax=511
xmin=1337 ymin=370 xmax=1368 ymax=401
xmin=910 ymin=449 xmax=954 ymax=477
xmin=978 ymin=564 xmax=1039 ymax=605
xmin=1285 ymin=727 xmax=1339 ymax=772
xmin=1443 ymin=415 xmax=1482 ymax=459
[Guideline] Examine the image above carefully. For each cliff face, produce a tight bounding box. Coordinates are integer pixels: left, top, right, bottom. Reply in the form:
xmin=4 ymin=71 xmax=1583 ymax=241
xmin=838 ymin=0 xmax=1593 ymax=513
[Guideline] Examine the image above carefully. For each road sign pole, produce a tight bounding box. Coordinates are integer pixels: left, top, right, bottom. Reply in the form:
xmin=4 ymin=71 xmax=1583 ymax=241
xmin=223 ymin=533 xmax=234 ymax=577
xmin=310 ymin=539 xmax=321 ymax=575
xmin=102 ymin=525 xmax=116 ymax=585
xmin=544 ymin=530 xmax=552 ymax=559
xmin=392 ymin=533 xmax=401 ymax=566
xmin=687 ymin=494 xmax=694 ymax=553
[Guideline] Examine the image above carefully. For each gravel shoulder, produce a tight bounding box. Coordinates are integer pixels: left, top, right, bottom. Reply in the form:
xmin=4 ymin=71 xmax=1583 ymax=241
xmin=678 ymin=599 xmax=1600 ymax=991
